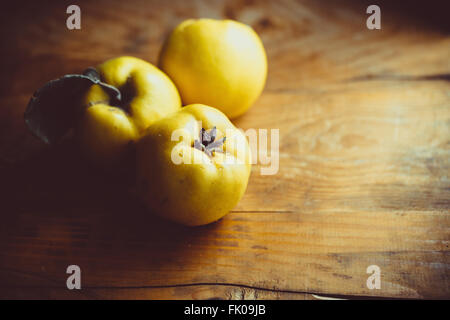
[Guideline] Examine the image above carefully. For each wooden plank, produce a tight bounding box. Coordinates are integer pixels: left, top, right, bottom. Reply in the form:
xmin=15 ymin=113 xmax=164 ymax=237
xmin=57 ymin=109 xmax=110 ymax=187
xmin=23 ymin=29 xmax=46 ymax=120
xmin=0 ymin=204 xmax=448 ymax=298
xmin=0 ymin=269 xmax=314 ymax=300
xmin=0 ymin=0 xmax=449 ymax=299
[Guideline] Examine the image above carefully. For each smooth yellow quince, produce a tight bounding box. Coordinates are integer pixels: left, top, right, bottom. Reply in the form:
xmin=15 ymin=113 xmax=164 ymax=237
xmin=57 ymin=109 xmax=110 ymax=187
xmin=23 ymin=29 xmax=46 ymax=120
xmin=159 ymin=19 xmax=267 ymax=119
xmin=137 ymin=104 xmax=252 ymax=226
xmin=76 ymin=56 xmax=182 ymax=168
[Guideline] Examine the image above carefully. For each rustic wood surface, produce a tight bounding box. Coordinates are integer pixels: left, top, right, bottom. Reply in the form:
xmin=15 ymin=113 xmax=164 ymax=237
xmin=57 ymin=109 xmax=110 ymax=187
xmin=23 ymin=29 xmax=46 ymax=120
xmin=0 ymin=0 xmax=449 ymax=299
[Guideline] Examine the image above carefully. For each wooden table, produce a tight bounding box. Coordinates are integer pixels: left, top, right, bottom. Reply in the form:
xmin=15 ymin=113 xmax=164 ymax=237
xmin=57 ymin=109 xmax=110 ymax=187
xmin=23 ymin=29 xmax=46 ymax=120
xmin=0 ymin=0 xmax=448 ymax=299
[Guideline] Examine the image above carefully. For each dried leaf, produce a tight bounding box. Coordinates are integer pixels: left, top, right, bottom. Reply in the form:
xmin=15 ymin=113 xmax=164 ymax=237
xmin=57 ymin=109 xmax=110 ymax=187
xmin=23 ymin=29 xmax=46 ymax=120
xmin=82 ymin=67 xmax=101 ymax=82
xmin=24 ymin=70 xmax=122 ymax=145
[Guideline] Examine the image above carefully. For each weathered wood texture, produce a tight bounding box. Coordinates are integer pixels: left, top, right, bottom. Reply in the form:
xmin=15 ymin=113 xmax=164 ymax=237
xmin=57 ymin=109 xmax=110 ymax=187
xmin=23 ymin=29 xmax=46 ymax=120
xmin=0 ymin=0 xmax=449 ymax=299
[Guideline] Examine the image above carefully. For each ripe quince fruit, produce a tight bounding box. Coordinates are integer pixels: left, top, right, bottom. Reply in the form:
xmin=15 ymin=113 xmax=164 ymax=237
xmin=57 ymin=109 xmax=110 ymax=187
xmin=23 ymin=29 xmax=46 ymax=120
xmin=137 ymin=104 xmax=252 ymax=226
xmin=159 ymin=19 xmax=267 ymax=119
xmin=76 ymin=56 xmax=182 ymax=168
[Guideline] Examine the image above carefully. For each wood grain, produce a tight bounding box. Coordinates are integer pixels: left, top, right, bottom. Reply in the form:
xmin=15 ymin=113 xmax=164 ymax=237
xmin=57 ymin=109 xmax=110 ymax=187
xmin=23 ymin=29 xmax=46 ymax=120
xmin=0 ymin=0 xmax=449 ymax=299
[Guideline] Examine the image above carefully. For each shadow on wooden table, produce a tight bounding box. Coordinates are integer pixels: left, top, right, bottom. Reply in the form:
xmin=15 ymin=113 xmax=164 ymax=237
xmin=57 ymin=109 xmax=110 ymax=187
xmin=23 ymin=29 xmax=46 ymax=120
xmin=0 ymin=140 xmax=221 ymax=287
